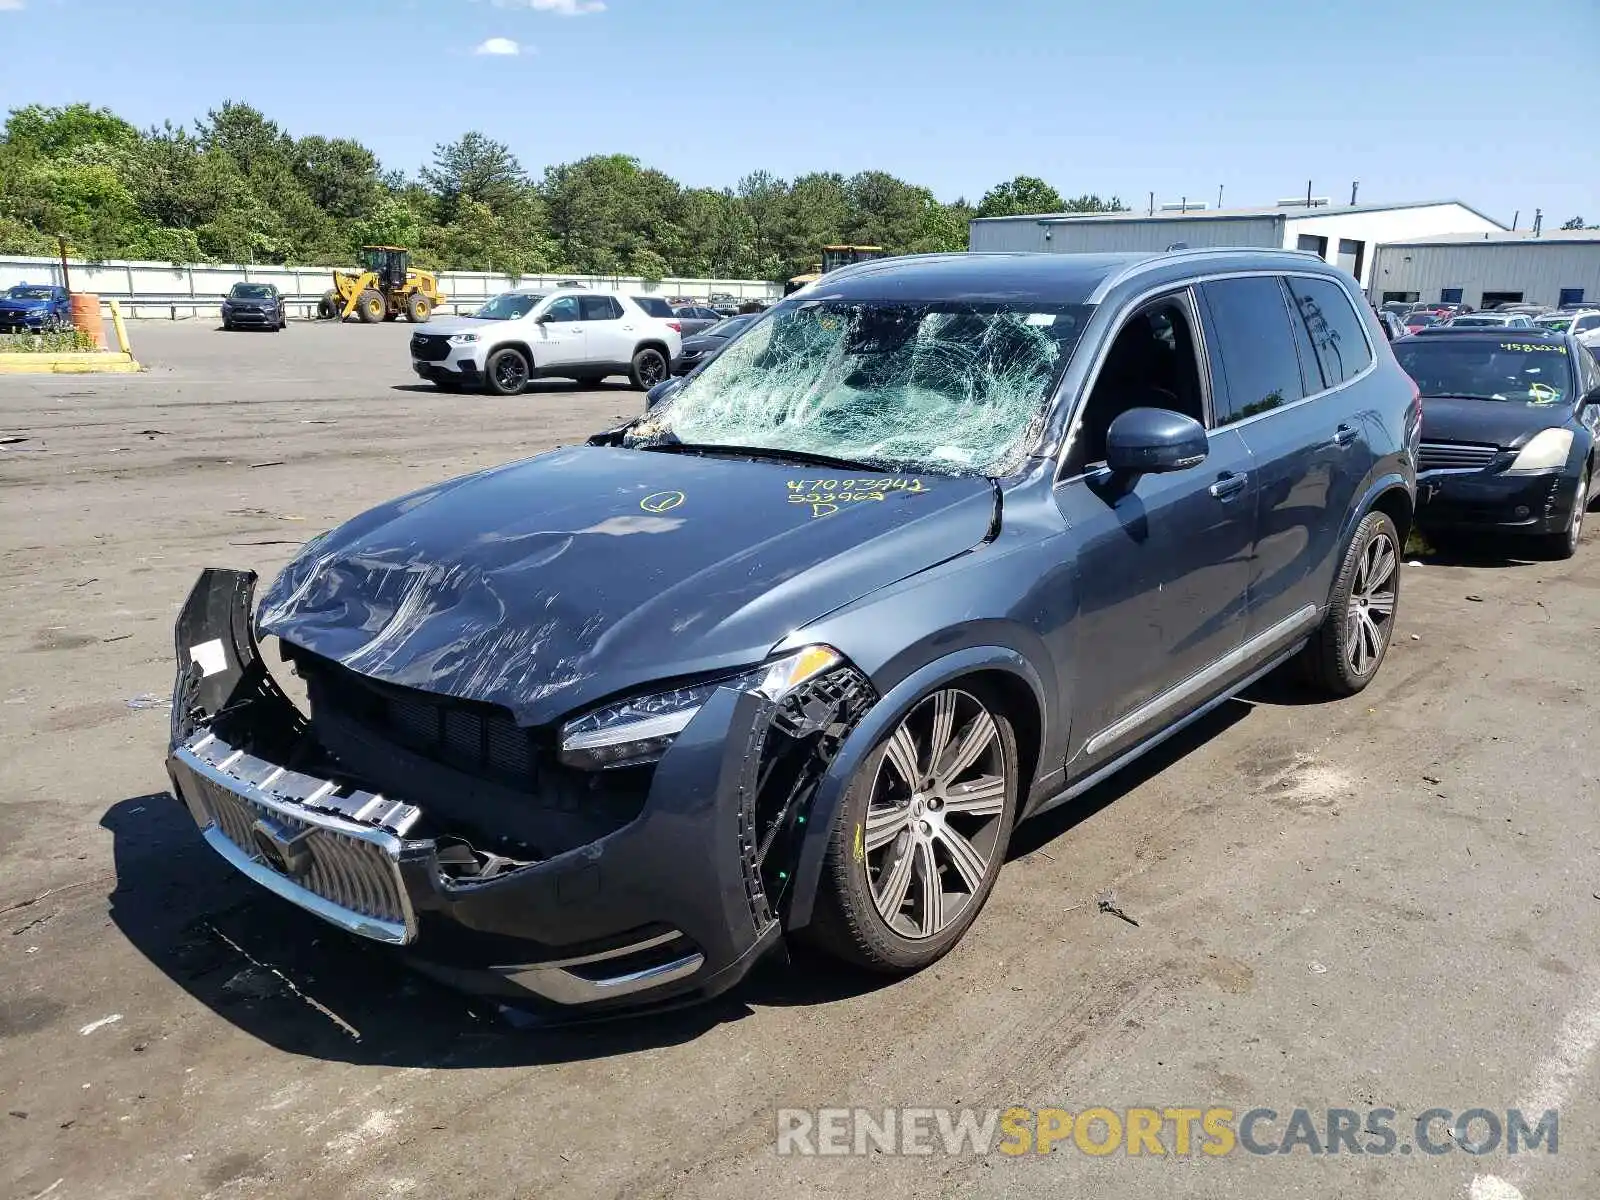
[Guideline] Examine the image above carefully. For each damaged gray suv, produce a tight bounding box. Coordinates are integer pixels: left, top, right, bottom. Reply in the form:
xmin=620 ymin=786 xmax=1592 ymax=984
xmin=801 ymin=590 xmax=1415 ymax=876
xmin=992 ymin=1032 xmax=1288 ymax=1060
xmin=164 ymin=250 xmax=1417 ymax=1016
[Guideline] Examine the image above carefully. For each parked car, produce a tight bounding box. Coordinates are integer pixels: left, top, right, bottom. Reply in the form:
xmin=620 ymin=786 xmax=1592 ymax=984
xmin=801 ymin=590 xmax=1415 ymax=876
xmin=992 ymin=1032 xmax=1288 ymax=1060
xmin=164 ymin=249 xmax=1416 ymax=1014
xmin=0 ymin=283 xmax=71 ymax=333
xmin=410 ymin=288 xmax=681 ymax=394
xmin=1442 ymin=313 xmax=1535 ymax=328
xmin=221 ymin=283 xmax=286 ymax=331
xmin=669 ymin=313 xmax=759 ymax=375
xmin=671 ymin=305 xmax=725 ymax=337
xmin=629 ymin=295 xmax=684 ymax=334
xmin=1396 ymin=328 xmax=1600 ymax=558
xmin=1375 ymin=310 xmax=1408 ymax=341
xmin=1535 ymin=309 xmax=1600 ymax=349
xmin=1404 ymin=311 xmax=1443 ymax=333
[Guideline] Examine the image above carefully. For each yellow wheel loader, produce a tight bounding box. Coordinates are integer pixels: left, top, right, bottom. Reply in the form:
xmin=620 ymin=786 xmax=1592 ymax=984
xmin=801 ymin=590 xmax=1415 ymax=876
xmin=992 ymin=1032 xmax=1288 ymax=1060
xmin=783 ymin=245 xmax=887 ymax=296
xmin=319 ymin=246 xmax=446 ymax=324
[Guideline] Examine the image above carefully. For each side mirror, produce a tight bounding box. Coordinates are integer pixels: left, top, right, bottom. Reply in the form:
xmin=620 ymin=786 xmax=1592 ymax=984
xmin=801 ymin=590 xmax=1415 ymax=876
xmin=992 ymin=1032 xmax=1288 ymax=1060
xmin=1582 ymin=387 xmax=1600 ymax=410
xmin=1105 ymin=407 xmax=1209 ymax=474
xmin=535 ymin=312 xmax=554 ymax=324
xmin=645 ymin=377 xmax=683 ymax=409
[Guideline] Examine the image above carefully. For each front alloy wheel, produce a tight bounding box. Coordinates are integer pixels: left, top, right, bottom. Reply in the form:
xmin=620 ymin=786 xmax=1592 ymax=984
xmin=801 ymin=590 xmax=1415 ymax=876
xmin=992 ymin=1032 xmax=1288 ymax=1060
xmin=807 ymin=685 xmax=1019 ymax=972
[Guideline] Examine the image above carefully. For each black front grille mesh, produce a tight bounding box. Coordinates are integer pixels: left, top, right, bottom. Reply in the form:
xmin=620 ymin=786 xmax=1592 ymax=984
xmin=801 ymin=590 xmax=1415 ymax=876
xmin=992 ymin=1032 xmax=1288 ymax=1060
xmin=298 ymin=651 xmax=546 ymax=790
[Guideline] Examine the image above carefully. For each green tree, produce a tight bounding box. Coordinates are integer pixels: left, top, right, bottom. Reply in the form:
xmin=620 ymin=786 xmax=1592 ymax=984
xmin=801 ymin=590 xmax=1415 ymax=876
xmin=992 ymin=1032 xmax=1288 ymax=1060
xmin=422 ymin=132 xmax=528 ymax=212
xmin=976 ymin=175 xmax=1065 ymax=218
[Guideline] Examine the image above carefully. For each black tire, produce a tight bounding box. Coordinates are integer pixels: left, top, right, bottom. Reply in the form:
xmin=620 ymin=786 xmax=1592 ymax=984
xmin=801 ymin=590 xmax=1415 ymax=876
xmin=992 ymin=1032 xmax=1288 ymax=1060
xmin=355 ymin=289 xmax=385 ymax=324
xmin=1299 ymin=510 xmax=1401 ymax=696
xmin=804 ymin=684 xmax=1020 ymax=974
xmin=221 ymin=321 xmax=232 ymax=332
xmin=1534 ymin=462 xmax=1589 ymax=560
xmin=320 ymin=290 xmax=342 ymax=321
xmin=405 ymin=293 xmax=432 ymax=323
xmin=485 ymin=347 xmax=531 ymax=396
xmin=628 ymin=346 xmax=668 ymax=390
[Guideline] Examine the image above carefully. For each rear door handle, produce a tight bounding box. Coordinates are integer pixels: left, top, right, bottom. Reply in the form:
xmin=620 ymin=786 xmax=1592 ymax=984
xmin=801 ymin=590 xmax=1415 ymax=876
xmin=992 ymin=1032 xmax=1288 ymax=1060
xmin=1209 ymin=472 xmax=1248 ymax=500
xmin=1333 ymin=424 xmax=1358 ymax=447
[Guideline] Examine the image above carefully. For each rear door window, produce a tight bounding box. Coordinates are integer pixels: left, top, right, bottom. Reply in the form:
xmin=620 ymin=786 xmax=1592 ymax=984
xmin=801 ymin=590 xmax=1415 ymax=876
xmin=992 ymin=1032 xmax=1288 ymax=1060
xmin=1284 ymin=275 xmax=1374 ymax=390
xmin=579 ymin=295 xmax=623 ymax=321
xmin=1196 ymin=276 xmax=1306 ymax=425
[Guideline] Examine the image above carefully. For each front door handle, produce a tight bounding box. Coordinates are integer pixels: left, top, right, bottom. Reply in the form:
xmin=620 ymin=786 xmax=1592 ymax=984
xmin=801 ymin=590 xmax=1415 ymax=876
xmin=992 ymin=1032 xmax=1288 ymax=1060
xmin=1333 ymin=424 xmax=1358 ymax=447
xmin=1209 ymin=472 xmax=1248 ymax=501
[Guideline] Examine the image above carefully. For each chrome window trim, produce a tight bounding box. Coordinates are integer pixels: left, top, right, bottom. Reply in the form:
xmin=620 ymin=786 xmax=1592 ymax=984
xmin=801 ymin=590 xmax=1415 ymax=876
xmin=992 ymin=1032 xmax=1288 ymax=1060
xmin=1054 ymin=268 xmax=1379 ymax=485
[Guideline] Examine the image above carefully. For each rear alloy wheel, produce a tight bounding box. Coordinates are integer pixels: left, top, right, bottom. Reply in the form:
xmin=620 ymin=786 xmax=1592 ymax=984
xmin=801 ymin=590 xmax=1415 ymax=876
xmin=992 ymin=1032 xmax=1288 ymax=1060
xmin=485 ymin=347 xmax=531 ymax=396
xmin=807 ymin=685 xmax=1019 ymax=973
xmin=629 ymin=347 xmax=668 ymax=390
xmin=356 ymin=289 xmax=385 ymax=324
xmin=1536 ymin=462 xmax=1589 ymax=560
xmin=1300 ymin=510 xmax=1400 ymax=695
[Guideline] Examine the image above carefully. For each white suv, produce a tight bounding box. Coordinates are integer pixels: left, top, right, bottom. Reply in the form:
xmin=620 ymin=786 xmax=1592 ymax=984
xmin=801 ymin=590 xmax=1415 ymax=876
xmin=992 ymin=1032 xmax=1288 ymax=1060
xmin=410 ymin=288 xmax=682 ymax=395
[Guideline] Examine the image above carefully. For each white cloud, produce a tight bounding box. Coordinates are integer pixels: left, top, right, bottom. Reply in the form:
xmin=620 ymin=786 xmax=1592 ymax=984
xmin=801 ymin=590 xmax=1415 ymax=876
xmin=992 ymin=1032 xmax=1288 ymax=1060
xmin=0 ymin=1 xmax=26 ymax=12
xmin=492 ymin=0 xmax=605 ymax=14
xmin=473 ymin=36 xmax=522 ymax=54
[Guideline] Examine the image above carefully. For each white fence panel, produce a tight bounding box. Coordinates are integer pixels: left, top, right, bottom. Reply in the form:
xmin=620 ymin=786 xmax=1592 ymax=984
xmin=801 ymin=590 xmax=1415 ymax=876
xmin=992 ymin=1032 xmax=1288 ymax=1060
xmin=0 ymin=254 xmax=781 ymax=320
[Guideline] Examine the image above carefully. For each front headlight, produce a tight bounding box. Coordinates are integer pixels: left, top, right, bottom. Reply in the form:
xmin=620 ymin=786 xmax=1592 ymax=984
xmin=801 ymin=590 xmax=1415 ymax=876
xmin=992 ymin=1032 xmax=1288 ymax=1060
xmin=559 ymin=645 xmax=844 ymax=770
xmin=448 ymin=332 xmax=478 ymax=345
xmin=1506 ymin=427 xmax=1574 ymax=474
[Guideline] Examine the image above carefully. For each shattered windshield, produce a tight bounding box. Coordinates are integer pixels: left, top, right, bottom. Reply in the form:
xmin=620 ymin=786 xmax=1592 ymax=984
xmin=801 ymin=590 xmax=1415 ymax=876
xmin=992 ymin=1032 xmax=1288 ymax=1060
xmin=474 ymin=292 xmax=543 ymax=320
xmin=626 ymin=300 xmax=1091 ymax=475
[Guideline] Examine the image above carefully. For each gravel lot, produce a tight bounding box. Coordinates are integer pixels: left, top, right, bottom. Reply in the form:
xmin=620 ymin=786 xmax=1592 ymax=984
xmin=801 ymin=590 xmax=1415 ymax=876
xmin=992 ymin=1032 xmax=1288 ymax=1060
xmin=1 ymin=320 xmax=1596 ymax=1200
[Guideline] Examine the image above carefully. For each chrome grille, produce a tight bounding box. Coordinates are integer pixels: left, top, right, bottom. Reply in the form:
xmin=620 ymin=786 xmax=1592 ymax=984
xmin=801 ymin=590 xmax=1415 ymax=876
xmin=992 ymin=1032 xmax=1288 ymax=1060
xmin=170 ymin=732 xmax=421 ymax=943
xmin=1420 ymin=441 xmax=1499 ymax=471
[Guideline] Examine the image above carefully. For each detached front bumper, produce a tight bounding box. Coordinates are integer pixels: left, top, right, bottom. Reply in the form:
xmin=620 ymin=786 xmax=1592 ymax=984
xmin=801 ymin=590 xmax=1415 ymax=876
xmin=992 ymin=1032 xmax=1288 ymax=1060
xmin=1417 ymin=467 xmax=1577 ymax=535
xmin=163 ymin=570 xmax=863 ymax=1014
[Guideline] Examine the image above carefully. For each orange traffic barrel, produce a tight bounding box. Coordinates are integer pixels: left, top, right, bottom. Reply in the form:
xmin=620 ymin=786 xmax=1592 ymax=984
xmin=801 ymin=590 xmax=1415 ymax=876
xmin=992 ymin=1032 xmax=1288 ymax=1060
xmin=70 ymin=293 xmax=108 ymax=349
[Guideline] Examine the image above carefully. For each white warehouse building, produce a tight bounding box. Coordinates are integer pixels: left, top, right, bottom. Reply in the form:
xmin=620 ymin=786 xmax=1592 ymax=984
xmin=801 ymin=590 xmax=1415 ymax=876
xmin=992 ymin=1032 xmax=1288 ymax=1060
xmin=1368 ymin=230 xmax=1600 ymax=310
xmin=968 ymin=199 xmax=1504 ymax=288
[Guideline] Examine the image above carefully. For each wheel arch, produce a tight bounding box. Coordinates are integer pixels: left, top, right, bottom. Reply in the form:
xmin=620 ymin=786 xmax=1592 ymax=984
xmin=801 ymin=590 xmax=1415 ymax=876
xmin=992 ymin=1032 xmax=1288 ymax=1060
xmin=782 ymin=645 xmax=1047 ymax=933
xmin=487 ymin=340 xmax=536 ymax=369
xmin=632 ymin=338 xmax=672 ymax=363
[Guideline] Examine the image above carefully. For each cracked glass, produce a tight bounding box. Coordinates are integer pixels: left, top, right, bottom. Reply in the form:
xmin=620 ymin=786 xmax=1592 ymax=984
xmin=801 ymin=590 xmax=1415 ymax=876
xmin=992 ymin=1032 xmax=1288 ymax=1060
xmin=627 ymin=300 xmax=1093 ymax=476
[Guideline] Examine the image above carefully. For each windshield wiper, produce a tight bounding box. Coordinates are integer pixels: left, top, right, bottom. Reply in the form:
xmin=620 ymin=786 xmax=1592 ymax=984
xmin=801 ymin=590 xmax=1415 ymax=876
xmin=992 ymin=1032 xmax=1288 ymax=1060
xmin=637 ymin=440 xmax=892 ymax=474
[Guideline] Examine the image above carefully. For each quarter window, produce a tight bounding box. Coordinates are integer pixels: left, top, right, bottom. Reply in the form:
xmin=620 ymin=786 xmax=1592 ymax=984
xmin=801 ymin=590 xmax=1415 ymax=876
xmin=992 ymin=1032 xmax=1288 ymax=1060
xmin=1197 ymin=276 xmax=1305 ymax=425
xmin=1284 ymin=276 xmax=1374 ymax=390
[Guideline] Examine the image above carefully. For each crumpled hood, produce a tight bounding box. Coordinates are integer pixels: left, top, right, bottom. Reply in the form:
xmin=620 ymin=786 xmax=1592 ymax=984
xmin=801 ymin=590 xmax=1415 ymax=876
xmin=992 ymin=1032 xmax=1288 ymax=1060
xmin=258 ymin=445 xmax=996 ymax=726
xmin=1421 ymin=395 xmax=1577 ymax=449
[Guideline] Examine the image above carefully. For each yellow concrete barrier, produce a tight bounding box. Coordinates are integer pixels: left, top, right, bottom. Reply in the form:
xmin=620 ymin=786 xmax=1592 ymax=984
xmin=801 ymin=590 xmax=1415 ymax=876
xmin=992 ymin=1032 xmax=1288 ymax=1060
xmin=0 ymin=300 xmax=142 ymax=373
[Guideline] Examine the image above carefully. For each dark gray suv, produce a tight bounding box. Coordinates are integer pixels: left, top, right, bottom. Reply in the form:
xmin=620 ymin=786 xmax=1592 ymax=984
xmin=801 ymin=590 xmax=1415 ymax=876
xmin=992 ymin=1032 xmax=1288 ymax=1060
xmin=163 ymin=249 xmax=1418 ymax=1016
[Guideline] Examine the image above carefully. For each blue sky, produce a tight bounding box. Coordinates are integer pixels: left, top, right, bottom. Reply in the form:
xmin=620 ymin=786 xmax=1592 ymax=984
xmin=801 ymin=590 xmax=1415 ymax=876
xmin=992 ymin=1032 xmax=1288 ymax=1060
xmin=2 ymin=0 xmax=1595 ymax=225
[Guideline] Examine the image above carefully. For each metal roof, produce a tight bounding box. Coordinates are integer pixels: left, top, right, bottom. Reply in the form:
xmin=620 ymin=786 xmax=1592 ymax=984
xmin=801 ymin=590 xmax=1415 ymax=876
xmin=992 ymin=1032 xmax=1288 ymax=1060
xmin=1377 ymin=229 xmax=1600 ymax=248
xmin=972 ymin=199 xmax=1505 ymax=227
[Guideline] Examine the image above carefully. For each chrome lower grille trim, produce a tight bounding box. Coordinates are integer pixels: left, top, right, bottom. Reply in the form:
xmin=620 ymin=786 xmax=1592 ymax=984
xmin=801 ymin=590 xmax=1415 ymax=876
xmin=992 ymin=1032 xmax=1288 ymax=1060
xmin=1419 ymin=441 xmax=1499 ymax=472
xmin=170 ymin=732 xmax=422 ymax=944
